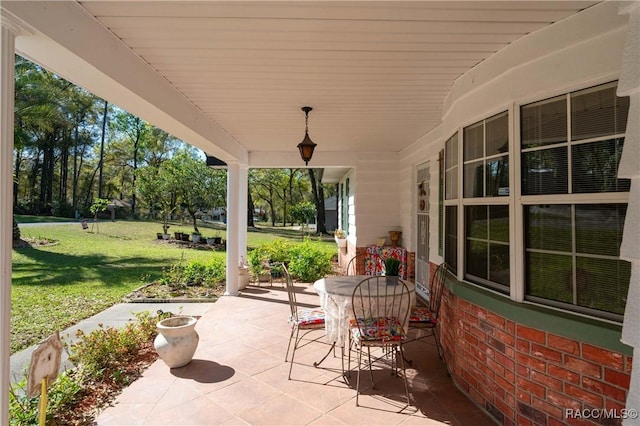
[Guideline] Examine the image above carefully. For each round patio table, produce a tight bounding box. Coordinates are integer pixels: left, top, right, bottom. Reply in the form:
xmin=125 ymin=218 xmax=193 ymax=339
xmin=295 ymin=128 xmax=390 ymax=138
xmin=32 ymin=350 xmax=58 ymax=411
xmin=313 ymin=275 xmax=415 ymax=348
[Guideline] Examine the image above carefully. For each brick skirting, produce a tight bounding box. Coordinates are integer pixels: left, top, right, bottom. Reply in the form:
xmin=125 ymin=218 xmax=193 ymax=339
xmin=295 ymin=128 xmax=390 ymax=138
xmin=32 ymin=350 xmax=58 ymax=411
xmin=434 ymin=265 xmax=633 ymax=426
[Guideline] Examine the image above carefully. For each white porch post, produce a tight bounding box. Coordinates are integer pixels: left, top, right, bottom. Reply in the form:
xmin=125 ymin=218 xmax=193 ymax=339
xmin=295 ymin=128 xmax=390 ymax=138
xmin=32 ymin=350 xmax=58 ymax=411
xmin=0 ymin=17 xmax=16 ymax=423
xmin=238 ymin=165 xmax=248 ymax=265
xmin=618 ymin=2 xmax=640 ymax=423
xmin=225 ymin=162 xmax=242 ymax=296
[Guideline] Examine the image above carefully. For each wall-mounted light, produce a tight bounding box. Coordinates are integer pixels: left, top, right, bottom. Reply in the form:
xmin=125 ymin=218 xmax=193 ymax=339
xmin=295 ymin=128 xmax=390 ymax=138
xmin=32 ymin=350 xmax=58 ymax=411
xmin=297 ymin=106 xmax=317 ymax=166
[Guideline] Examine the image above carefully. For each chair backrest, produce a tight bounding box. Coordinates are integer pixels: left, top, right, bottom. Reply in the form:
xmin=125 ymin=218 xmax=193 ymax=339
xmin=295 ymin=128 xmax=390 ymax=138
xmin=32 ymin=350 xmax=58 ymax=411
xmin=351 ymin=276 xmax=411 ymax=340
xmin=429 ymin=263 xmax=449 ymax=318
xmin=346 ymin=252 xmax=384 ymax=276
xmin=282 ymin=263 xmax=298 ymax=321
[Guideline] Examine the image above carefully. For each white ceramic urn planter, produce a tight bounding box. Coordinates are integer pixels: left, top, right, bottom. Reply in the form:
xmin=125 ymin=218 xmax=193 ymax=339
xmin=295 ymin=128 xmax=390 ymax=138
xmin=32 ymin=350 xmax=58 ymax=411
xmin=154 ymin=316 xmax=199 ymax=368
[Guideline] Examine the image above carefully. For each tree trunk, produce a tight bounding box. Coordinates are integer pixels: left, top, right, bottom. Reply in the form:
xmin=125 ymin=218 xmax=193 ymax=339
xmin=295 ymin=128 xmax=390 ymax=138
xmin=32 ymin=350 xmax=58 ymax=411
xmin=59 ymin=142 xmax=69 ymax=203
xmin=72 ymin=122 xmax=79 ymax=214
xmin=247 ymin=190 xmax=255 ymax=227
xmin=309 ymin=169 xmax=327 ymax=234
xmin=132 ymin=128 xmax=139 ymax=218
xmin=14 ymin=148 xmax=22 ymax=209
xmin=98 ymin=100 xmax=108 ymax=199
xmin=12 ymin=216 xmax=20 ymax=241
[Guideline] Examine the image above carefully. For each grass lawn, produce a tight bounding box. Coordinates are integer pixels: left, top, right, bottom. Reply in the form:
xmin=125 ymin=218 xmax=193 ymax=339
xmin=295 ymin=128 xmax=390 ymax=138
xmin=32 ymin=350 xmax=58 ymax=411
xmin=11 ymin=218 xmax=334 ymax=354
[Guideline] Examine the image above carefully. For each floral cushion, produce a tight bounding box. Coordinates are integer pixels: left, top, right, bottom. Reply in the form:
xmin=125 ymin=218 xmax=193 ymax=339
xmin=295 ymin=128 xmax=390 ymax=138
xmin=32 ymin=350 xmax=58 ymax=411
xmin=350 ymin=317 xmax=407 ymax=342
xmin=409 ymin=307 xmax=436 ymax=324
xmin=290 ymin=308 xmax=325 ymax=328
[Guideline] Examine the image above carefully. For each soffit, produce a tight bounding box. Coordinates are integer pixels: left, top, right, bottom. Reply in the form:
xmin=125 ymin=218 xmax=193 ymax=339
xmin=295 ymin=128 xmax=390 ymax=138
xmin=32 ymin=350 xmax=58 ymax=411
xmin=75 ymin=1 xmax=598 ymax=155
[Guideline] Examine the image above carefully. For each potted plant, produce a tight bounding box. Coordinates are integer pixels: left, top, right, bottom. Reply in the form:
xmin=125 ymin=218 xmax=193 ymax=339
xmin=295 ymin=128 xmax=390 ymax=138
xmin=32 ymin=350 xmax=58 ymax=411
xmin=334 ymin=229 xmax=347 ymax=248
xmin=154 ymin=315 xmax=199 ymax=368
xmin=238 ymin=257 xmax=250 ymax=290
xmin=191 ymin=231 xmax=201 ymax=243
xmin=384 ymin=257 xmax=401 ymax=285
xmin=213 ymin=232 xmax=222 ymax=245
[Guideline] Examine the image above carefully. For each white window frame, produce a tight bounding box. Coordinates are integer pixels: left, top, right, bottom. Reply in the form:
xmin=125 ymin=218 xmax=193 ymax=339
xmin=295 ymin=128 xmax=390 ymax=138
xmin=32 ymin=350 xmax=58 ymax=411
xmin=440 ymin=80 xmax=629 ymax=322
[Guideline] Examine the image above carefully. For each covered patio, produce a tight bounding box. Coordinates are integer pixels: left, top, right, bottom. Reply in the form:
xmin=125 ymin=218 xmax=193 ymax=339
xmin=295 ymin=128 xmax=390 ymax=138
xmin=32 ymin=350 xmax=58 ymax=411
xmin=96 ymin=283 xmax=494 ymax=425
xmin=1 ymin=1 xmax=639 ymax=424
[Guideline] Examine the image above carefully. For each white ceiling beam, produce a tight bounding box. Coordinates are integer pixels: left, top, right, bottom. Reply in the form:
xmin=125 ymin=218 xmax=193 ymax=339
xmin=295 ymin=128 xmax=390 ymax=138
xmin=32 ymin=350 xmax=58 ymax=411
xmin=3 ymin=0 xmax=247 ymax=163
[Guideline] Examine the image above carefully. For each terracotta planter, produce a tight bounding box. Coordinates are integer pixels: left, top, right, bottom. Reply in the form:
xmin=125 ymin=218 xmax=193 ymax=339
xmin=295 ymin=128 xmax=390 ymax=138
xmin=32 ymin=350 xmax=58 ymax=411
xmin=154 ymin=316 xmax=199 ymax=368
xmin=388 ymin=230 xmax=402 ymax=246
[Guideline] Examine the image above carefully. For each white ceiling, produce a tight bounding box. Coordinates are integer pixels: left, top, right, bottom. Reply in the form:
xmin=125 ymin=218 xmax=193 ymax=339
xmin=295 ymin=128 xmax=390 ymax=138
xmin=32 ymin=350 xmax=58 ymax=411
xmin=14 ymin=1 xmax=600 ymax=158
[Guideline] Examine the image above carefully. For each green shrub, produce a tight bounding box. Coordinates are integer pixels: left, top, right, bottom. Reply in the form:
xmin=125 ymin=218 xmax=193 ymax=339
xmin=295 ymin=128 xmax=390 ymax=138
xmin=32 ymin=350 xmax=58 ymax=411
xmin=69 ymin=315 xmax=150 ymax=378
xmin=287 ymin=239 xmax=334 ymax=282
xmin=247 ymin=239 xmax=293 ymax=276
xmin=9 ymin=311 xmax=166 ymax=425
xmin=9 ymin=371 xmax=84 ymax=426
xmin=181 ymin=258 xmax=226 ymax=286
xmin=248 ymin=238 xmax=333 ymax=282
xmin=159 ymin=256 xmax=225 ymax=288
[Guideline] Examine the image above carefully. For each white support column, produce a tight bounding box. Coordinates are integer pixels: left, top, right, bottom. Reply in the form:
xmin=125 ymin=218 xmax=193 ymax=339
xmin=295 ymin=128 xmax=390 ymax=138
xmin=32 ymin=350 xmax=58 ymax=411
xmin=225 ymin=162 xmax=240 ymax=296
xmin=0 ymin=17 xmax=16 ymax=424
xmin=618 ymin=3 xmax=640 ymax=424
xmin=238 ymin=165 xmax=248 ymax=265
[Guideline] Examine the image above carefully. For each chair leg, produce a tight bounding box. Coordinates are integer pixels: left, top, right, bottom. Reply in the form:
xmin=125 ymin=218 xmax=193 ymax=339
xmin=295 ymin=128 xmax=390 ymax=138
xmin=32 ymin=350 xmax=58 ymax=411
xmin=366 ymin=347 xmax=374 ymax=388
xmin=434 ymin=324 xmax=444 ymax=360
xmin=355 ymin=344 xmax=362 ymax=406
xmin=284 ymin=326 xmax=295 ymax=362
xmin=288 ymin=328 xmax=301 ymax=380
xmin=347 ymin=332 xmax=353 ymax=378
xmin=398 ymin=344 xmax=411 ymax=406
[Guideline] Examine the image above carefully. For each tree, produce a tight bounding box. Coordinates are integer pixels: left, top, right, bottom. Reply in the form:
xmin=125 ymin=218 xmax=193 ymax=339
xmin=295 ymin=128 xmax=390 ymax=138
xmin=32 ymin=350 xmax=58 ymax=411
xmin=89 ymin=198 xmax=109 ymax=233
xmin=308 ymin=168 xmax=327 ymax=234
xmin=111 ymin=111 xmax=151 ymax=218
xmin=290 ymin=201 xmax=316 ymax=238
xmin=160 ymin=150 xmax=226 ymax=233
xmin=137 ymin=164 xmax=179 ymax=234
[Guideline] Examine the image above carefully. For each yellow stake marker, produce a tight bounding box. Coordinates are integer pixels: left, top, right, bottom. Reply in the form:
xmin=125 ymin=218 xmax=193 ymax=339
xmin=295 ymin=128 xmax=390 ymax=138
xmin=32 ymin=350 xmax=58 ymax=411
xmin=39 ymin=377 xmax=47 ymax=425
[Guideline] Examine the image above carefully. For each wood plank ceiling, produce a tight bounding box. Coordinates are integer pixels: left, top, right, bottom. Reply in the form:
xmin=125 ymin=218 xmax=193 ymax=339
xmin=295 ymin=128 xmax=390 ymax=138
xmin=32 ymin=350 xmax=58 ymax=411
xmin=79 ymin=1 xmax=598 ymax=155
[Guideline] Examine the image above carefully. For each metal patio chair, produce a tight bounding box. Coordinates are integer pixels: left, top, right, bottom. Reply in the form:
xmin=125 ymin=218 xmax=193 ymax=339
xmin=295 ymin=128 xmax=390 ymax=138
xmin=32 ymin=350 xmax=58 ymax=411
xmin=407 ymin=262 xmax=449 ymax=360
xmin=349 ymin=275 xmax=411 ymax=406
xmin=283 ymin=263 xmax=326 ymax=379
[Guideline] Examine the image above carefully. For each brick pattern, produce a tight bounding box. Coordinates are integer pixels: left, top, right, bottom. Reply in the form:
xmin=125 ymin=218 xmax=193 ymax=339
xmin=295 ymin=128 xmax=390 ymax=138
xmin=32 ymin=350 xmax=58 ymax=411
xmin=433 ymin=263 xmax=633 ymax=426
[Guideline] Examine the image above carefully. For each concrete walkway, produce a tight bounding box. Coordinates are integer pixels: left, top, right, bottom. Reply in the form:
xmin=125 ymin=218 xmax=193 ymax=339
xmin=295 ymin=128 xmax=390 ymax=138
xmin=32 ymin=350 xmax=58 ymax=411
xmin=10 ymin=302 xmax=214 ymax=384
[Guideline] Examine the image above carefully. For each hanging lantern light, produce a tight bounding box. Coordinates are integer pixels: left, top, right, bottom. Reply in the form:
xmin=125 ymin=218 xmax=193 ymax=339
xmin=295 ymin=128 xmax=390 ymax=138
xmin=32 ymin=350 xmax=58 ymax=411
xmin=297 ymin=106 xmax=317 ymax=166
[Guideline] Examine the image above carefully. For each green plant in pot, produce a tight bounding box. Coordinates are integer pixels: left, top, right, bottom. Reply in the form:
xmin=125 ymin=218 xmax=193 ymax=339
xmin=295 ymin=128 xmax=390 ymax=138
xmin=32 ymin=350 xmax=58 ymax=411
xmin=384 ymin=257 xmax=401 ymax=285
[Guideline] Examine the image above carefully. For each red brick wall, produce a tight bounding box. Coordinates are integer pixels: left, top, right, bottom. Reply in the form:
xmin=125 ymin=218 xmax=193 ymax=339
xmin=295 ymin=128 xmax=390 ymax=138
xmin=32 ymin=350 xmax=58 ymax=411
xmin=434 ymin=265 xmax=633 ymax=426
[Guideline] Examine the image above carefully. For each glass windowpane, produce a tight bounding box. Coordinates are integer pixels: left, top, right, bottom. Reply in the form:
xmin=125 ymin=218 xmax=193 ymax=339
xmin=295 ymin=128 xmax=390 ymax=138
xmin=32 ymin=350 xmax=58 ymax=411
xmin=466 ymin=239 xmax=488 ymax=279
xmin=445 ymin=168 xmax=458 ymax=200
xmin=575 ymin=204 xmax=627 ymax=256
xmin=572 ymin=85 xmax=630 ymax=141
xmin=526 ymin=252 xmax=572 ymax=303
xmin=525 ymin=205 xmax=572 ymax=252
xmin=486 ymin=156 xmax=509 ymax=197
xmin=464 ymin=123 xmax=484 ymax=161
xmin=464 ymin=161 xmax=484 ymax=198
xmin=445 ymin=206 xmax=458 ymax=273
xmin=446 ymin=133 xmax=458 ymax=168
xmin=489 ymin=243 xmax=510 ymax=286
xmin=521 ymin=147 xmax=568 ymax=195
xmin=521 ymin=96 xmax=567 ymax=148
xmin=572 ymin=139 xmax=630 ymax=193
xmin=489 ymin=205 xmax=509 ymax=242
xmin=466 ymin=205 xmax=487 ymax=239
xmin=576 ymin=257 xmax=630 ymax=315
xmin=486 ymin=112 xmax=509 ymax=156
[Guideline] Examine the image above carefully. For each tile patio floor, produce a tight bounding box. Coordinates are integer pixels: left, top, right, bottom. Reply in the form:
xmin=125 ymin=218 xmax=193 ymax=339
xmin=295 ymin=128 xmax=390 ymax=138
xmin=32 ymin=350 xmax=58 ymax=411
xmin=96 ymin=282 xmax=496 ymax=425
